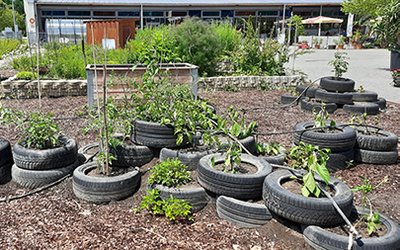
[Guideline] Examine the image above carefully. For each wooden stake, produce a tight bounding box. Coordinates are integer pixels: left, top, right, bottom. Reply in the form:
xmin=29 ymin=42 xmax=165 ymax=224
xmin=102 ymin=26 xmax=110 ymax=176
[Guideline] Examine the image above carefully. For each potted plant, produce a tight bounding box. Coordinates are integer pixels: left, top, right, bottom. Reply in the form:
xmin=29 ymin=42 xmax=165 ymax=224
xmin=298 ymin=40 xmax=309 ymax=49
xmin=263 ymin=142 xmax=354 ymax=226
xmin=0 ymin=108 xmax=79 ymax=188
xmin=335 ymin=35 xmax=345 ymax=50
xmin=144 ymin=158 xmax=208 ymax=213
xmin=318 ymin=52 xmax=355 ymax=95
xmin=256 ymin=142 xmax=287 ymax=165
xmin=313 ymin=38 xmax=322 ymax=49
xmin=303 ymin=176 xmax=400 ymax=249
xmin=352 ymin=30 xmax=363 ymax=49
xmin=392 ymin=69 xmax=400 ymax=87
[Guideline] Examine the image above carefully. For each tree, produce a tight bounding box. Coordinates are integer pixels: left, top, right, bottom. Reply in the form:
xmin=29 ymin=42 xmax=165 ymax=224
xmin=0 ymin=0 xmax=25 ymax=33
xmin=342 ymin=0 xmax=390 ymax=18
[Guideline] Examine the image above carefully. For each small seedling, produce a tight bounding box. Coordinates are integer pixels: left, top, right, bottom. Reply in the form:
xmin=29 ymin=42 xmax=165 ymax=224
xmin=313 ymin=104 xmax=336 ymax=130
xmin=328 ymin=52 xmax=349 ymax=78
xmin=256 ymin=142 xmax=286 ymax=156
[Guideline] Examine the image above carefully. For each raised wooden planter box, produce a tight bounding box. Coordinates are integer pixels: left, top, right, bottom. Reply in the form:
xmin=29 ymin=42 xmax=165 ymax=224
xmin=86 ymin=63 xmax=199 ymax=105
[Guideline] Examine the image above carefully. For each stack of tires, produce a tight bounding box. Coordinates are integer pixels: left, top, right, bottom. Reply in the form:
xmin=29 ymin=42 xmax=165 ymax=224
xmin=354 ymin=127 xmax=398 ymax=165
xmin=198 ymin=153 xmax=273 ymax=228
xmin=0 ymin=138 xmax=13 ymax=184
xmin=279 ymin=85 xmax=318 ymax=105
xmin=293 ymin=121 xmax=357 ymax=172
xmin=314 ymin=77 xmax=355 ymax=112
xmin=343 ymin=90 xmax=386 ymax=115
xmin=12 ymin=136 xmax=79 ymax=188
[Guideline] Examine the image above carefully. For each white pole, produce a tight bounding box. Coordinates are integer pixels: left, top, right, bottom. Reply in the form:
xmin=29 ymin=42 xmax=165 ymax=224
xmin=11 ymin=0 xmax=18 ymax=38
xmin=318 ymin=5 xmax=322 ymax=37
xmin=140 ymin=4 xmax=144 ymax=29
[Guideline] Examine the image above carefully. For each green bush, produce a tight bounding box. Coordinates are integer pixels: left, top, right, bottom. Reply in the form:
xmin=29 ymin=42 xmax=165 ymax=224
xmin=12 ymin=55 xmax=34 ymax=72
xmin=15 ymin=71 xmax=37 ymax=80
xmin=126 ymin=26 xmax=180 ymax=64
xmin=148 ymin=159 xmax=191 ymax=188
xmin=172 ymin=18 xmax=222 ymax=76
xmin=211 ymin=21 xmax=242 ymax=56
xmin=0 ymin=39 xmax=20 ymax=59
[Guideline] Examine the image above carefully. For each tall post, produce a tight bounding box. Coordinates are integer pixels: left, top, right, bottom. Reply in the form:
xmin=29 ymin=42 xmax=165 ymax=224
xmin=318 ymin=5 xmax=322 ymax=37
xmin=11 ymin=0 xmax=18 ymax=38
xmin=140 ymin=4 xmax=144 ymax=29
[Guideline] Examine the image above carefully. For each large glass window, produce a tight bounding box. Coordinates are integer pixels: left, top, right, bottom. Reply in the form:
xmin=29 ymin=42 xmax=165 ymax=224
xmin=202 ymin=11 xmax=220 ymax=17
xmin=221 ymin=10 xmax=234 ymax=17
xmin=235 ymin=11 xmax=256 ymax=17
xmin=93 ymin=11 xmax=115 ymax=17
xmin=42 ymin=10 xmax=65 ymax=16
xmin=189 ymin=10 xmax=201 ymax=17
xmin=144 ymin=11 xmax=164 ymax=17
xmin=258 ymin=10 xmax=279 ymax=16
xmin=68 ymin=11 xmax=91 ymax=16
xmin=118 ymin=11 xmax=140 ymax=17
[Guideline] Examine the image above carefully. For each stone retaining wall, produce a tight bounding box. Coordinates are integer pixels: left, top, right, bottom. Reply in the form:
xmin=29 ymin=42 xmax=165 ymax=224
xmin=0 ymin=79 xmax=87 ymax=99
xmin=199 ymin=75 xmax=304 ymax=90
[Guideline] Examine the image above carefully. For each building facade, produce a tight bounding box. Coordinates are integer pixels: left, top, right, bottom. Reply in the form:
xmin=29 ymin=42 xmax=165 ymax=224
xmin=23 ymin=0 xmax=344 ymax=42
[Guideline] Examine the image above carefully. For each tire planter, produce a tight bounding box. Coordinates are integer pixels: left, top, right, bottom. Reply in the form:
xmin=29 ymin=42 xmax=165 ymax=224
xmin=343 ymin=102 xmax=380 ymax=115
xmin=13 ymin=136 xmax=78 ymax=170
xmin=78 ymin=142 xmax=100 ymax=162
xmin=319 ymin=77 xmax=355 ymax=93
xmin=280 ymin=93 xmax=299 ymax=105
xmin=260 ymin=153 xmax=286 ymax=165
xmin=293 ymin=121 xmax=356 ymax=152
xmin=0 ymin=138 xmax=12 ymax=166
xmin=198 ymin=153 xmax=272 ymax=199
xmin=132 ymin=120 xmax=187 ymax=149
xmin=73 ymin=162 xmax=141 ymax=204
xmin=354 ymin=148 xmax=398 ymax=165
xmin=355 ymin=128 xmax=398 ymax=151
xmin=216 ymin=196 xmax=272 ymax=228
xmin=315 ymin=89 xmax=353 ymax=105
xmin=160 ymin=147 xmax=215 ymax=171
xmin=0 ymin=161 xmax=12 ymax=184
xmin=263 ymin=170 xmax=353 ymax=227
xmin=219 ymin=135 xmax=257 ymax=155
xmin=375 ymin=97 xmax=387 ymax=110
xmin=110 ymin=143 xmax=153 ymax=168
xmin=148 ymin=184 xmax=208 ymax=212
xmin=300 ymin=98 xmax=337 ymax=114
xmin=326 ymin=149 xmax=354 ymax=172
xmin=303 ymin=207 xmax=400 ymax=250
xmin=12 ymin=160 xmax=79 ymax=189
xmin=351 ymin=90 xmax=378 ymax=102
xmin=296 ymin=85 xmax=319 ymax=98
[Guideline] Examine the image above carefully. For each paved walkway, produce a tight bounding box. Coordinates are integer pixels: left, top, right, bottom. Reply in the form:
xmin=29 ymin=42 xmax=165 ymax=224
xmin=289 ymin=49 xmax=400 ymax=103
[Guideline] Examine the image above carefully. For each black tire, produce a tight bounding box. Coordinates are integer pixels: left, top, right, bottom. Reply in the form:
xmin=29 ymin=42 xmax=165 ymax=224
xmin=326 ymin=149 xmax=354 ymax=172
xmin=261 ymin=153 xmax=286 ymax=165
xmin=280 ymin=93 xmax=299 ymax=105
xmin=132 ymin=120 xmax=188 ymax=149
xmin=78 ymin=142 xmax=100 ymax=160
xmin=263 ymin=170 xmax=353 ymax=227
xmin=343 ymin=102 xmax=380 ymax=115
xmin=198 ymin=153 xmax=272 ymax=199
xmin=355 ymin=128 xmax=398 ymax=151
xmin=0 ymin=138 xmax=12 ymax=166
xmin=375 ymin=97 xmax=387 ymax=110
xmin=216 ymin=196 xmax=271 ymax=228
xmin=73 ymin=162 xmax=141 ymax=204
xmin=296 ymin=85 xmax=319 ymax=98
xmin=12 ymin=135 xmax=78 ymax=170
xmin=110 ymin=143 xmax=153 ymax=168
xmin=0 ymin=161 xmax=12 ymax=184
xmin=351 ymin=90 xmax=378 ymax=102
xmin=300 ymin=98 xmax=337 ymax=114
xmin=303 ymin=207 xmax=400 ymax=250
xmin=354 ymin=148 xmax=398 ymax=165
xmin=320 ymin=77 xmax=355 ymax=93
xmin=12 ymin=160 xmax=78 ymax=189
xmin=315 ymin=89 xmax=353 ymax=105
xmin=293 ymin=121 xmax=356 ymax=152
xmin=160 ymin=147 xmax=215 ymax=171
xmin=148 ymin=184 xmax=208 ymax=212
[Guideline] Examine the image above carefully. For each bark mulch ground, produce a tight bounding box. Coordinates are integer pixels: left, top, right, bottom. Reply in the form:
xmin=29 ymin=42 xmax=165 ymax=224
xmin=0 ymin=89 xmax=399 ymax=249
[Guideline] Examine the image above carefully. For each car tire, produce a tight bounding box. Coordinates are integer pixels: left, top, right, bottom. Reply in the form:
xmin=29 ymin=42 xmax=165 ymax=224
xmin=343 ymin=102 xmax=380 ymax=115
xmin=315 ymin=89 xmax=353 ymax=105
xmin=319 ymin=77 xmax=355 ymax=93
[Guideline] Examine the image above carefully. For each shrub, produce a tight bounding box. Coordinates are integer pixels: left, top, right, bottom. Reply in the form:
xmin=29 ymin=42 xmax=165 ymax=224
xmin=211 ymin=21 xmax=242 ymax=56
xmin=12 ymin=55 xmax=35 ymax=72
xmin=15 ymin=71 xmax=37 ymax=80
xmin=148 ymin=159 xmax=191 ymax=188
xmin=172 ymin=18 xmax=222 ymax=76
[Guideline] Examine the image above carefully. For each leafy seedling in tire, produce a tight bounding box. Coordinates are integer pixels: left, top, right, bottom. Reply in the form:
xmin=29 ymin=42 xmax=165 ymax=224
xmin=137 ymin=159 xmax=193 ymax=221
xmin=313 ymin=103 xmax=336 ymax=131
xmin=256 ymin=142 xmax=286 ymax=157
xmin=288 ymin=142 xmax=331 ymax=197
xmin=329 ymin=52 xmax=349 ymax=79
xmin=352 ymin=176 xmax=388 ymax=236
xmin=349 ymin=112 xmax=380 ymax=136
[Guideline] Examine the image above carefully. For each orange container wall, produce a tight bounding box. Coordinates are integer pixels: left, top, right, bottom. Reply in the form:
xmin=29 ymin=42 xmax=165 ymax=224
xmin=86 ymin=19 xmax=136 ymax=49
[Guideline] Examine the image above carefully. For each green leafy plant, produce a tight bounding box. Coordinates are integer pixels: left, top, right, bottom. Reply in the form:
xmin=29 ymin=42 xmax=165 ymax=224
xmin=148 ymin=159 xmax=191 ymax=188
xmin=288 ymin=142 xmax=331 ymax=197
xmin=313 ymin=104 xmax=336 ymax=130
xmin=137 ymin=189 xmax=192 ymax=221
xmin=0 ymin=39 xmax=20 ymax=59
xmin=352 ymin=176 xmax=388 ymax=235
xmin=226 ymin=106 xmax=257 ymax=140
xmin=328 ymin=52 xmax=349 ymax=78
xmin=256 ymin=142 xmax=286 ymax=156
xmin=349 ymin=112 xmax=380 ymax=135
xmin=15 ymin=71 xmax=37 ymax=80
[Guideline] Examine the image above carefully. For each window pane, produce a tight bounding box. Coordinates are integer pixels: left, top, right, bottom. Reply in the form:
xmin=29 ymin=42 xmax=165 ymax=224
xmin=118 ymin=11 xmax=140 ymax=17
xmin=94 ymin=11 xmax=115 ymax=16
xmin=203 ymin=11 xmax=220 ymax=17
xmin=68 ymin=11 xmax=91 ymax=16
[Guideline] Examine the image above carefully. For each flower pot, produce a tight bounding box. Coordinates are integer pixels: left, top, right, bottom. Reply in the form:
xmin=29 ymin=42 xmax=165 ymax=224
xmin=314 ymin=44 xmax=321 ymax=49
xmin=337 ymin=44 xmax=344 ymax=50
xmin=355 ymin=43 xmax=362 ymax=49
xmin=390 ymin=50 xmax=400 ymax=70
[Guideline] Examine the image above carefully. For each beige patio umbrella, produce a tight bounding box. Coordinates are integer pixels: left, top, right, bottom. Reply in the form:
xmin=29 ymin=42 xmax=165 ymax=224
xmin=302 ymin=16 xmax=343 ymax=37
